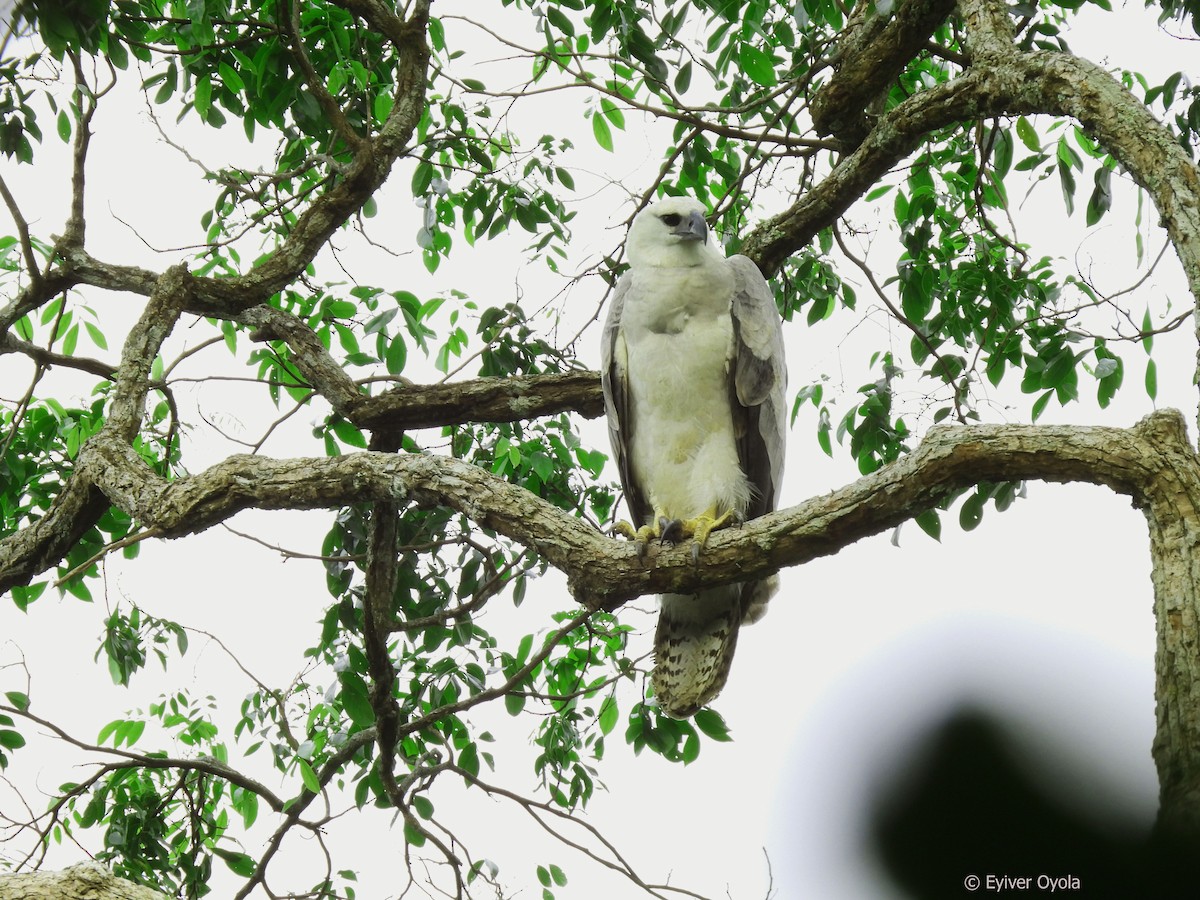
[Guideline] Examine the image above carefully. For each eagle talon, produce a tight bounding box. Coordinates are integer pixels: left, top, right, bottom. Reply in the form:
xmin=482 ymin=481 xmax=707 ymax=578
xmin=658 ymin=517 xmax=685 ymax=545
xmin=613 ymin=519 xmax=661 ymax=558
xmin=678 ymin=507 xmax=737 ymax=558
xmin=612 ymin=521 xmax=639 ymax=541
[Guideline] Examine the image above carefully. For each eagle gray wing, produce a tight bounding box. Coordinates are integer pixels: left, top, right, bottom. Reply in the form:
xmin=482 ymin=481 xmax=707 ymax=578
xmin=600 ymin=273 xmax=648 ymax=527
xmin=726 ymin=254 xmax=787 ymax=621
xmin=727 ymin=254 xmax=787 ymax=519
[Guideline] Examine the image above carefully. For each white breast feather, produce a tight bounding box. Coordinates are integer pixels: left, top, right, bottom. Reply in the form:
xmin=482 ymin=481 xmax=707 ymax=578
xmin=620 ymin=257 xmax=750 ymax=522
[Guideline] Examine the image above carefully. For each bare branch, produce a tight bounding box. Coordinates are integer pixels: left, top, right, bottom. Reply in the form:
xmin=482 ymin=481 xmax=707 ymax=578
xmin=0 ymin=330 xmax=116 ymax=379
xmin=0 ymin=175 xmax=41 ymax=286
xmin=0 ymin=703 xmax=288 ymax=812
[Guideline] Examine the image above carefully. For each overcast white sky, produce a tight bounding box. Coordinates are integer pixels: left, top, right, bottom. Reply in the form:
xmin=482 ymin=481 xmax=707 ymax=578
xmin=1 ymin=3 xmax=1196 ymax=898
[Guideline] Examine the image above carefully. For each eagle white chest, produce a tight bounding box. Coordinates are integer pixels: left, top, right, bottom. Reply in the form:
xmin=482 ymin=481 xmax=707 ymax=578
xmin=617 ymin=257 xmax=751 ymax=522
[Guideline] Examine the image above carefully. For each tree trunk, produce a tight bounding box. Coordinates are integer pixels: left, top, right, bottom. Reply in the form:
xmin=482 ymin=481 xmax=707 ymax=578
xmin=1136 ymin=413 xmax=1200 ymax=833
xmin=0 ymin=862 xmax=168 ymax=900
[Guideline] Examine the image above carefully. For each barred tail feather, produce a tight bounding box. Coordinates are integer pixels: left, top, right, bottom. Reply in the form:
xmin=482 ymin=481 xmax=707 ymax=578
xmin=652 ymin=586 xmax=742 ymax=718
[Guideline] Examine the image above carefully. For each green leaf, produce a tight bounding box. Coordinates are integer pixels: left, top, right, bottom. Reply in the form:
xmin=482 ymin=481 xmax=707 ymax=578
xmin=738 ymin=44 xmax=777 ymax=86
xmin=1145 ymin=358 xmax=1158 ymax=400
xmin=1040 ymin=349 xmax=1076 ymax=391
xmin=550 ymin=864 xmax=568 ymax=887
xmin=598 ymin=696 xmax=618 ymax=735
xmin=591 ymin=113 xmax=613 ymax=152
xmin=340 ymin=675 xmax=375 ymax=729
xmin=404 ymin=820 xmax=427 ymax=847
xmin=330 ymin=418 xmax=368 ymax=449
xmin=234 ymin=789 xmax=259 ymax=829
xmin=1086 ymin=167 xmax=1113 ymax=226
xmin=56 ymin=110 xmax=71 ymax=142
xmin=817 ymin=411 xmax=832 ymax=457
xmin=959 ymin=492 xmax=985 ymax=531
xmin=214 ymin=848 xmax=258 ymax=877
xmin=298 ymin=758 xmax=320 ymax=793
xmin=1096 ymin=353 xmax=1123 ymax=408
xmin=218 ymin=61 xmax=245 ymax=94
xmin=459 ymin=742 xmax=480 ymax=778
xmin=195 ymin=76 xmax=212 ymax=122
xmin=120 ymin=719 xmax=145 ymax=747
xmin=600 ymin=98 xmax=625 ymax=129
xmin=693 ymin=708 xmax=732 ymax=741
xmin=1015 ymin=115 xmax=1039 ymax=151
xmin=84 ymin=321 xmax=107 ymax=350
xmin=681 ymin=729 xmax=700 ymax=763
xmin=385 ymin=334 xmax=408 ymax=375
xmin=1058 ymin=160 xmax=1077 ymax=215
xmin=991 ymin=127 xmax=1012 ymax=178
xmin=1031 ymin=389 xmax=1054 ymax=422
xmin=428 ymin=16 xmax=446 ymax=51
xmin=545 ymin=5 xmax=574 ymax=36
xmin=516 ymin=633 xmax=534 ymax=664
xmin=13 ymin=314 xmax=33 ymax=341
xmin=914 ymin=508 xmax=942 ymax=541
xmin=674 ymin=60 xmax=692 ymax=93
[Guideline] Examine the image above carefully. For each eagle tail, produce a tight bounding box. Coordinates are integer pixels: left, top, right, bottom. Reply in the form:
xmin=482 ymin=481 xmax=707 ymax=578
xmin=652 ymin=586 xmax=743 ymax=719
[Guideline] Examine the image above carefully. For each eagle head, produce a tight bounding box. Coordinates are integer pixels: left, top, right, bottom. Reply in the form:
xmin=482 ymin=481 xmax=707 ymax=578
xmin=627 ymin=197 xmax=715 ymax=268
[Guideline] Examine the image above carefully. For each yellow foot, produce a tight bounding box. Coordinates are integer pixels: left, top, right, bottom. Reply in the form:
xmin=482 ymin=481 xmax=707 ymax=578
xmin=613 ymin=510 xmax=673 ymax=559
xmin=614 ymin=507 xmax=739 ymax=562
xmin=613 ymin=519 xmax=661 ymax=544
xmin=675 ymin=507 xmax=740 ymax=563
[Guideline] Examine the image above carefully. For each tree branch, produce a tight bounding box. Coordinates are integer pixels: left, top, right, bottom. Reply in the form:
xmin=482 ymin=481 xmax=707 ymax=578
xmin=6 ymin=394 xmax=1185 ymax=609
xmin=237 ymin=305 xmax=607 ymax=429
xmin=354 ymin=369 xmax=606 ymax=431
xmin=743 ymin=0 xmax=1200 ymax=338
xmin=0 ymin=330 xmax=116 ymax=379
xmin=811 ymin=0 xmax=958 ymax=147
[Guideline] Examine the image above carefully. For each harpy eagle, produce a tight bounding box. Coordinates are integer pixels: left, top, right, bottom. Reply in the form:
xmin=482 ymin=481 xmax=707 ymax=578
xmin=601 ymin=197 xmax=787 ymax=718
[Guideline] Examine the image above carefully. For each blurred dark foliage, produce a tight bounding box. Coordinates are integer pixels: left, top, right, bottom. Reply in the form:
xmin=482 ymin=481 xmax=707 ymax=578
xmin=873 ymin=709 xmax=1200 ymax=899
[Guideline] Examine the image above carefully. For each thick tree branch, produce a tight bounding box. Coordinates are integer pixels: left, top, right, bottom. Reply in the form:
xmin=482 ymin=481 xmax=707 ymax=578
xmin=239 ymin=305 xmax=606 ymax=428
xmin=811 ymin=0 xmax=958 ymax=147
xmin=362 ymin=431 xmax=404 ymax=800
xmin=239 ymin=304 xmax=365 ymax=415
xmin=354 ymin=369 xmax=606 ymax=431
xmin=6 ymin=401 xmax=1186 ymax=609
xmin=743 ymin=68 xmax=993 ymax=276
xmin=28 ymin=4 xmax=431 ymax=322
xmin=743 ymin=0 xmax=1200 ymax=345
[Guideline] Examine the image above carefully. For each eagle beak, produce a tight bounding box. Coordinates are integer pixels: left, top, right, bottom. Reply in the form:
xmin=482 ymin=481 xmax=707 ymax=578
xmin=672 ymin=210 xmax=708 ymax=244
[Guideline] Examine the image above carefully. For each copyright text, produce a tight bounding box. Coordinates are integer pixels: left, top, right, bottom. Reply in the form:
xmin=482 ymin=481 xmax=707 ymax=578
xmin=963 ymin=874 xmax=1082 ymax=893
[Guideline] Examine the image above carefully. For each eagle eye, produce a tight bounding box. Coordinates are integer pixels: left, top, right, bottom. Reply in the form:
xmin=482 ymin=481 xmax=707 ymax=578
xmin=660 ymin=213 xmax=682 ymax=227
